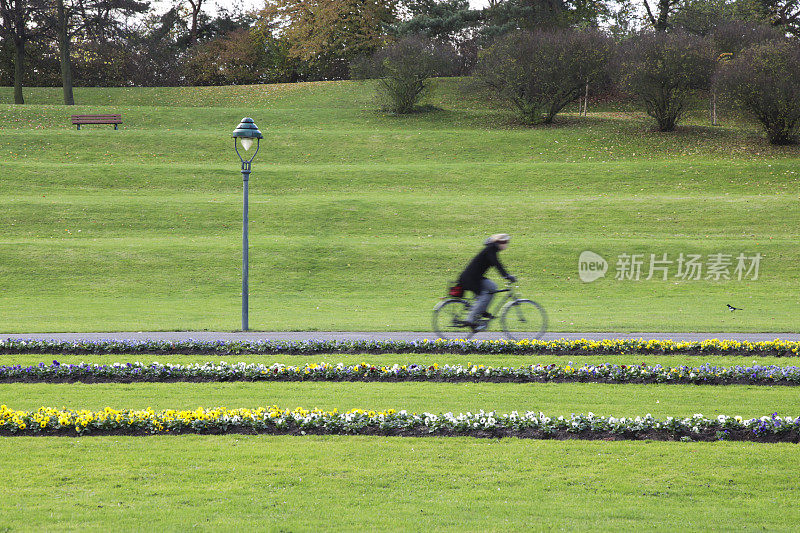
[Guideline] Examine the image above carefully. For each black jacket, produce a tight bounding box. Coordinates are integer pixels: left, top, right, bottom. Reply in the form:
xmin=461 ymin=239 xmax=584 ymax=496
xmin=457 ymin=243 xmax=510 ymax=293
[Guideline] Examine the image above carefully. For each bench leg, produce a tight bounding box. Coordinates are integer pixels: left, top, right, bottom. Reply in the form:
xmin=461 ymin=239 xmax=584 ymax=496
xmin=114 ymin=124 xmax=118 ymax=130
xmin=76 ymin=124 xmax=80 ymax=130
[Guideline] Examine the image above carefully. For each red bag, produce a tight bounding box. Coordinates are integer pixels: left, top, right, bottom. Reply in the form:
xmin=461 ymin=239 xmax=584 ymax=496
xmin=448 ymin=284 xmax=464 ymax=297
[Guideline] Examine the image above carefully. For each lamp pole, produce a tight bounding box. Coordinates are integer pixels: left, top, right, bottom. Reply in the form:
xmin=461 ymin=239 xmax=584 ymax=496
xmin=232 ymin=117 xmax=263 ymax=331
xmin=242 ymin=161 xmax=250 ymax=331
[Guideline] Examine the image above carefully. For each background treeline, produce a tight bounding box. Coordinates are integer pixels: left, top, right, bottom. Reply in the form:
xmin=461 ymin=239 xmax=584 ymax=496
xmin=1 ymin=0 xmax=798 ymax=100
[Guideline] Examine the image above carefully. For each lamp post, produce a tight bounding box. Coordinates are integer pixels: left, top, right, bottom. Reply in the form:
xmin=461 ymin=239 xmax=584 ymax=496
xmin=233 ymin=117 xmax=263 ymax=331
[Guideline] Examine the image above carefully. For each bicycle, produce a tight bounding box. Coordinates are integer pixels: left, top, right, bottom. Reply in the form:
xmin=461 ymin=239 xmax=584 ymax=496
xmin=432 ymin=281 xmax=548 ymax=341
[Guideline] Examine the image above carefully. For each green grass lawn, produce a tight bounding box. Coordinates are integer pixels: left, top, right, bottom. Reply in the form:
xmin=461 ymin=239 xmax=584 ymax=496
xmin=2 ymin=79 xmax=799 ymax=530
xmin=3 ymin=379 xmax=800 ymax=418
xmin=4 ymin=353 xmax=799 ymax=420
xmin=1 ymin=363 xmax=799 ymax=531
xmin=2 ymin=352 xmax=799 ymax=530
xmin=2 ymin=435 xmax=798 ymax=531
xmin=1 ymin=79 xmax=798 ymax=333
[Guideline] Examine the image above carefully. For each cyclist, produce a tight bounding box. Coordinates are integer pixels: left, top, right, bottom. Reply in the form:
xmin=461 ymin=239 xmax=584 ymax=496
xmin=457 ymin=233 xmax=517 ymax=330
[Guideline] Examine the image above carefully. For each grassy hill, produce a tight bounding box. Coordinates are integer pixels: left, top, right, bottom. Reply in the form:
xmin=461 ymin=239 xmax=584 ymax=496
xmin=1 ymin=79 xmax=798 ymax=332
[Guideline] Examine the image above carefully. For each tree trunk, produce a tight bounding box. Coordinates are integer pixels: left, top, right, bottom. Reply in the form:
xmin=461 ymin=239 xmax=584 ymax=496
xmin=190 ymin=9 xmax=198 ymax=46
xmin=0 ymin=0 xmax=26 ymax=103
xmin=188 ymin=0 xmax=202 ymax=47
xmin=642 ymin=0 xmax=672 ymax=31
xmin=582 ymin=81 xmax=589 ymax=116
xmin=12 ymin=35 xmax=22 ymax=104
xmin=9 ymin=0 xmax=24 ymax=104
xmin=655 ymin=0 xmax=670 ymax=31
xmin=56 ymin=0 xmax=74 ymax=105
xmin=710 ymin=91 xmax=717 ymax=126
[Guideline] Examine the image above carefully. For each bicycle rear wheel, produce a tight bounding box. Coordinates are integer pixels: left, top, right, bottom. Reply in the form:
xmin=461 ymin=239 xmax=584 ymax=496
xmin=500 ymin=299 xmax=547 ymax=341
xmin=432 ymin=299 xmax=474 ymax=340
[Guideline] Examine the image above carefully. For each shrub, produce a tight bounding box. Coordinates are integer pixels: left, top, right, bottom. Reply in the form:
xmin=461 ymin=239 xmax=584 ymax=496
xmin=618 ymin=31 xmax=714 ymax=131
xmin=472 ymin=29 xmax=612 ymax=125
xmin=710 ymin=21 xmax=785 ymax=55
xmin=351 ymin=36 xmax=458 ymax=113
xmin=715 ymin=40 xmax=800 ymax=145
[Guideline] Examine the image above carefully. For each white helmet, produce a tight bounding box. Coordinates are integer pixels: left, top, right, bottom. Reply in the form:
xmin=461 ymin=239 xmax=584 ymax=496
xmin=485 ymin=233 xmax=511 ymax=245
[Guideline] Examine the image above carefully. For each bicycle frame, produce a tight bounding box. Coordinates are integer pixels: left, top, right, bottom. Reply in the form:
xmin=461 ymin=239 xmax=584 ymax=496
xmin=454 ymin=282 xmax=521 ymax=326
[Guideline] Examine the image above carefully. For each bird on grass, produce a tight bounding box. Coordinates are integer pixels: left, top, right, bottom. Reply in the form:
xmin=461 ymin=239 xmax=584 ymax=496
xmin=727 ymin=304 xmax=742 ymax=311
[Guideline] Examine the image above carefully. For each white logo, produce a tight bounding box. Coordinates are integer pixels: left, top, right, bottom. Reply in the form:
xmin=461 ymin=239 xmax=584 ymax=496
xmin=579 ymin=251 xmax=762 ymax=282
xmin=579 ymin=251 xmax=607 ymax=282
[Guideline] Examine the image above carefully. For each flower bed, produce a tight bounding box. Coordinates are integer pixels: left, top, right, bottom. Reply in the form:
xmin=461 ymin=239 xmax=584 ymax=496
xmin=4 ymin=360 xmax=800 ymax=386
xmin=1 ymin=338 xmax=799 ymax=356
xmin=1 ymin=404 xmax=797 ymax=441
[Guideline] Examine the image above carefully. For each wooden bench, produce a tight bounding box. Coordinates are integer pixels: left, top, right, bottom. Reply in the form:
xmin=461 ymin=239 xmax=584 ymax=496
xmin=71 ymin=114 xmax=122 ymax=130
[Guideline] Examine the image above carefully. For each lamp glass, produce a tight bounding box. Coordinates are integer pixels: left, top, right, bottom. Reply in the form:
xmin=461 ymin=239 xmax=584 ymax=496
xmin=241 ymin=138 xmax=254 ymax=151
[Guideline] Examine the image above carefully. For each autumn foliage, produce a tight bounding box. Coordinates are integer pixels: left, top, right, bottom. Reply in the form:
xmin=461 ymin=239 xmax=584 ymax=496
xmin=257 ymin=0 xmax=398 ymax=80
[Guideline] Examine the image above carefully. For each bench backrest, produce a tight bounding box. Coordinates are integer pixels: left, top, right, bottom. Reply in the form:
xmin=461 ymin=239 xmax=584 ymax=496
xmin=71 ymin=114 xmax=122 ymax=123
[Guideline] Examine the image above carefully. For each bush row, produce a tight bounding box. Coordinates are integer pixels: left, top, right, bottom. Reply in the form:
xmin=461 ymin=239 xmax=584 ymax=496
xmin=2 ymin=338 xmax=798 ymax=356
xmin=5 ymin=360 xmax=800 ymax=386
xmin=370 ymin=29 xmax=800 ymax=143
xmin=2 ymin=405 xmax=797 ymax=442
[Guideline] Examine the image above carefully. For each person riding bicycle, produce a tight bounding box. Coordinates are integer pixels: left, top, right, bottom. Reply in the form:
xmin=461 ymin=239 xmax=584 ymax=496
xmin=457 ymin=233 xmax=517 ymax=330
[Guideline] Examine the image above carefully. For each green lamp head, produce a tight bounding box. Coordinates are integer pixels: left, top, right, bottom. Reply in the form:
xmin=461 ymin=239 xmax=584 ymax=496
xmin=232 ymin=117 xmax=263 ymax=151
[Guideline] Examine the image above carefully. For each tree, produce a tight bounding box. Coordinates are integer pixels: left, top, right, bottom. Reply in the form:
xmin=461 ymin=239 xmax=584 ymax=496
xmin=716 ymin=40 xmax=800 ymax=144
xmin=606 ymin=0 xmax=638 ymax=40
xmin=640 ymin=0 xmax=679 ymax=31
xmin=473 ymin=29 xmax=612 ymax=124
xmin=351 ymin=35 xmax=458 ymax=113
xmin=121 ymin=5 xmax=196 ymax=86
xmin=703 ymin=21 xmax=783 ymax=124
xmin=392 ymin=0 xmax=481 ymax=43
xmin=37 ymin=0 xmax=148 ymax=102
xmin=185 ymin=0 xmax=204 ymax=46
xmin=185 ymin=27 xmax=294 ymax=85
xmin=710 ymin=20 xmax=784 ymax=54
xmin=0 ymin=0 xmax=39 ymax=103
xmin=754 ymin=0 xmax=800 ymax=36
xmin=480 ymin=0 xmax=567 ymax=38
xmin=477 ymin=0 xmax=614 ymax=43
xmin=256 ymin=0 xmax=399 ymax=80
xmin=389 ymin=0 xmax=481 ymax=72
xmin=178 ymin=0 xmax=248 ymax=47
xmin=668 ymin=0 xmax=780 ymax=35
xmin=196 ymin=4 xmax=255 ymax=42
xmin=185 ymin=28 xmax=260 ymax=85
xmin=618 ymin=31 xmax=713 ymax=131
xmin=565 ymin=0 xmax=612 ymax=28
xmin=73 ymin=0 xmax=148 ymax=42
xmin=52 ymin=0 xmax=74 ymax=103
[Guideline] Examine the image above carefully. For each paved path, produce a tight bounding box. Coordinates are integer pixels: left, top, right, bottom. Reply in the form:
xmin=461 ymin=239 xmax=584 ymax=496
xmin=2 ymin=332 xmax=798 ymax=342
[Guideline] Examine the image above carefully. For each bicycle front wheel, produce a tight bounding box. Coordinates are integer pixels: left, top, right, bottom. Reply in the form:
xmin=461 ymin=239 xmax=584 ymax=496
xmin=500 ymin=299 xmax=547 ymax=341
xmin=432 ymin=299 xmax=474 ymax=340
